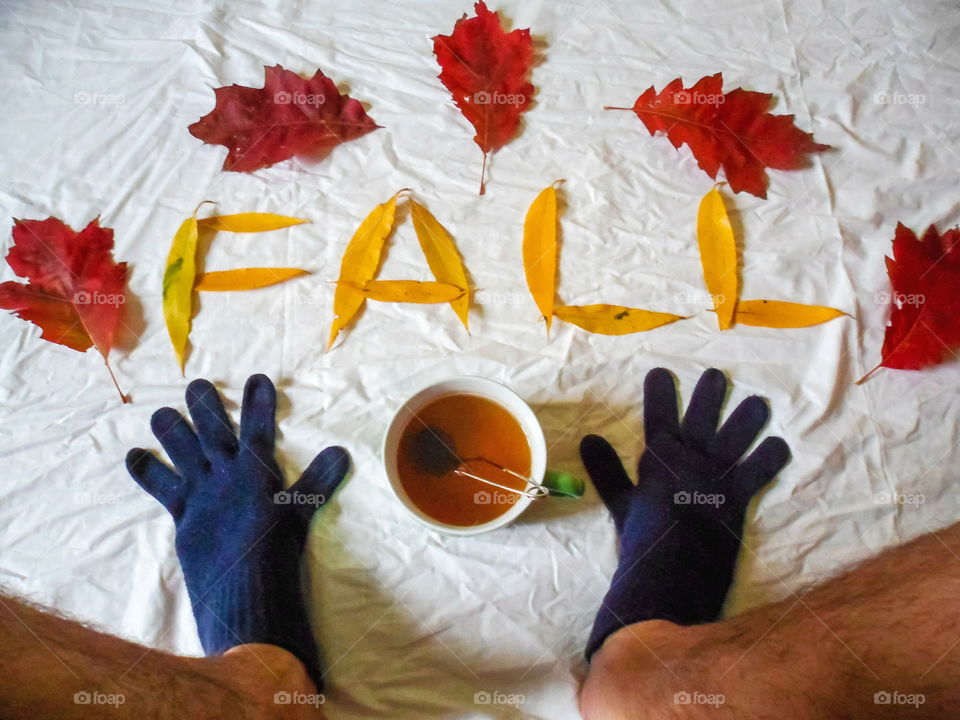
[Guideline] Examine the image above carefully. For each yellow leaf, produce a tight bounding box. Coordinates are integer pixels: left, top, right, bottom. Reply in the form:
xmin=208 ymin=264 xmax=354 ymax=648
xmin=410 ymin=199 xmax=470 ymax=330
xmin=197 ymin=213 xmax=308 ymax=233
xmin=733 ymin=299 xmax=848 ymax=328
xmin=328 ymin=192 xmax=403 ymax=348
xmin=338 ymin=280 xmax=465 ymax=303
xmin=697 ymin=188 xmax=738 ymax=330
xmin=195 ymin=267 xmax=310 ymax=291
xmin=163 ymin=216 xmax=199 ymax=374
xmin=554 ymin=304 xmax=687 ymax=335
xmin=523 ymin=182 xmax=561 ymax=332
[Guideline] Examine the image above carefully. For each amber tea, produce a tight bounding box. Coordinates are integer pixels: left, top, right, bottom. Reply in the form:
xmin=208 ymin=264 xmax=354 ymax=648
xmin=396 ymin=393 xmax=532 ymax=526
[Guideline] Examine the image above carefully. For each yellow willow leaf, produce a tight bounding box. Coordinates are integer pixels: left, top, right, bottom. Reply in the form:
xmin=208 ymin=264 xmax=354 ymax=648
xmin=328 ymin=192 xmax=404 ymax=348
xmin=163 ymin=216 xmax=199 ymax=374
xmin=554 ymin=304 xmax=687 ymax=335
xmin=194 ymin=267 xmax=310 ymax=291
xmin=697 ymin=188 xmax=738 ymax=330
xmin=410 ymin=199 xmax=469 ymax=330
xmin=338 ymin=280 xmax=465 ymax=303
xmin=523 ymin=182 xmax=561 ymax=332
xmin=733 ymin=299 xmax=848 ymax=328
xmin=197 ymin=213 xmax=308 ymax=232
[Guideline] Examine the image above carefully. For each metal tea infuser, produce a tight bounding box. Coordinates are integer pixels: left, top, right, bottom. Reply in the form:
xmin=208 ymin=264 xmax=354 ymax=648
xmin=409 ymin=425 xmax=550 ymax=499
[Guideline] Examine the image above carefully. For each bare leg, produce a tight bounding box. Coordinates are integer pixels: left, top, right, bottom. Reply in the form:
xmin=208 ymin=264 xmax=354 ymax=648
xmin=582 ymin=520 xmax=960 ymax=719
xmin=0 ymin=594 xmax=324 ymax=719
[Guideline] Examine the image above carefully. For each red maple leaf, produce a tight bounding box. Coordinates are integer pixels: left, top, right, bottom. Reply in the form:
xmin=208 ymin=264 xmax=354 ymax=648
xmin=433 ymin=1 xmax=534 ymax=194
xmin=0 ymin=217 xmax=129 ymax=401
xmin=188 ymin=65 xmax=380 ymax=173
xmin=858 ymin=223 xmax=960 ymax=383
xmin=606 ymin=73 xmax=829 ymax=198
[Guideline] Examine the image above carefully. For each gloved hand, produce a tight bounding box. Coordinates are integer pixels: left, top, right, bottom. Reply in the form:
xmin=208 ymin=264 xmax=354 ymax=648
xmin=581 ymin=368 xmax=789 ymax=660
xmin=125 ymin=374 xmax=349 ymax=691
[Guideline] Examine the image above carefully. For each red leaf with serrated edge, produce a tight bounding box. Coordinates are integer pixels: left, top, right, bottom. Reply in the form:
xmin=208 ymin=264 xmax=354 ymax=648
xmin=433 ymin=1 xmax=534 ymax=194
xmin=188 ymin=65 xmax=379 ymax=173
xmin=0 ymin=217 xmax=129 ymax=401
xmin=607 ymin=73 xmax=828 ymax=198
xmin=857 ymin=223 xmax=960 ymax=384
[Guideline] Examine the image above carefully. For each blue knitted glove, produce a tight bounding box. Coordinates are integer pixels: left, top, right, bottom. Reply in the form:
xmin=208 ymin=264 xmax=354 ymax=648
xmin=125 ymin=374 xmax=349 ymax=690
xmin=581 ymin=368 xmax=789 ymax=660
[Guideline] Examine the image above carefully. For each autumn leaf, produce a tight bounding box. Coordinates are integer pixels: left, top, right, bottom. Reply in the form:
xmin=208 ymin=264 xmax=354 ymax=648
xmin=337 ymin=280 xmax=465 ymax=303
xmin=606 ymin=73 xmax=829 ymax=198
xmin=164 ymin=207 xmax=311 ymax=372
xmin=697 ymin=187 xmax=738 ymax=329
xmin=195 ymin=268 xmax=310 ymax=291
xmin=693 ymin=188 xmax=846 ymax=333
xmin=0 ymin=217 xmax=129 ymax=402
xmin=329 ymin=191 xmax=474 ymax=347
xmin=197 ymin=213 xmax=308 ymax=233
xmin=523 ymin=182 xmax=561 ymax=333
xmin=733 ymin=300 xmax=847 ymax=328
xmin=163 ymin=214 xmax=199 ymax=374
xmin=433 ymin=1 xmax=534 ymax=194
xmin=858 ymin=223 xmax=960 ymax=384
xmin=410 ymin=199 xmax=470 ymax=330
xmin=554 ymin=304 xmax=686 ymax=335
xmin=188 ymin=65 xmax=379 ymax=173
xmin=328 ymin=191 xmax=404 ymax=348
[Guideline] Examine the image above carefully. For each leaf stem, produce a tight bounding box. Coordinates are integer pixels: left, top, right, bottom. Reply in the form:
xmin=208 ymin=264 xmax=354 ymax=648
xmin=603 ymin=106 xmax=634 ymax=111
xmin=855 ymin=363 xmax=882 ymax=385
xmin=479 ymin=151 xmax=488 ymax=196
xmin=104 ymin=357 xmax=130 ymax=403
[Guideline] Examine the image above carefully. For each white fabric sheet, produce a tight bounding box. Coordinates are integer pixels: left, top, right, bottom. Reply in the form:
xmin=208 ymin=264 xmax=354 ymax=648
xmin=1 ymin=0 xmax=959 ymax=717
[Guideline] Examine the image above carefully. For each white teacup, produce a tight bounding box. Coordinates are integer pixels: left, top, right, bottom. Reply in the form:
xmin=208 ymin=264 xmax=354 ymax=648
xmin=382 ymin=376 xmax=547 ymax=535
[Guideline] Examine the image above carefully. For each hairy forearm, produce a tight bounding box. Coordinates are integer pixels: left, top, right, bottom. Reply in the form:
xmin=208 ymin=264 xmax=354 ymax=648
xmin=0 ymin=593 xmax=243 ymax=719
xmin=754 ymin=519 xmax=960 ymax=715
xmin=584 ymin=520 xmax=960 ymax=719
xmin=0 ymin=594 xmax=324 ymax=719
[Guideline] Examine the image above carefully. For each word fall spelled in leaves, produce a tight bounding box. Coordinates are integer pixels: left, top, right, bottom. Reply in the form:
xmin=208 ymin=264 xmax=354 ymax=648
xmin=323 ymin=185 xmax=847 ymax=349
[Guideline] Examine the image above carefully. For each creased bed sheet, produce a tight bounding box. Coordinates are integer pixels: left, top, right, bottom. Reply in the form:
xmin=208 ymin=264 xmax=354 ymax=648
xmin=1 ymin=0 xmax=959 ymax=718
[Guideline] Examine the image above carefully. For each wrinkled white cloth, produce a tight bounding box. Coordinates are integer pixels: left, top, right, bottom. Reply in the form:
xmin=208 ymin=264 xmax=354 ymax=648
xmin=1 ymin=0 xmax=959 ymax=717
